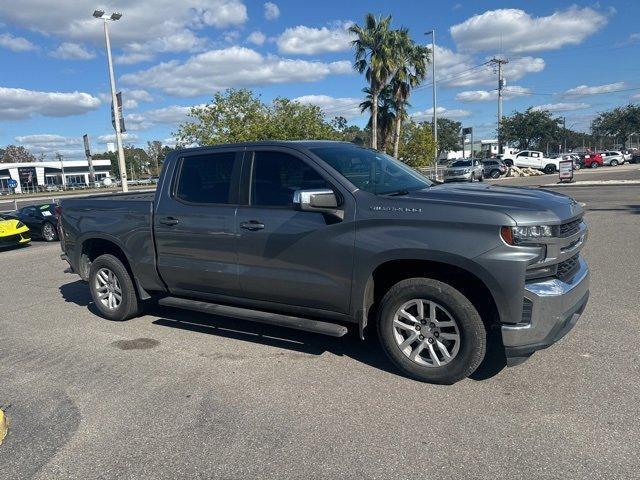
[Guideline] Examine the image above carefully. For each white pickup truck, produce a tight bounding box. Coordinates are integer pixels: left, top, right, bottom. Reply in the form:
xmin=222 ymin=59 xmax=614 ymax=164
xmin=501 ymin=150 xmax=560 ymax=174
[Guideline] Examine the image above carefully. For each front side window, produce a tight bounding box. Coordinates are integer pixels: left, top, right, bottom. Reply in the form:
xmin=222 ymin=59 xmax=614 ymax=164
xmin=175 ymin=152 xmax=235 ymax=204
xmin=310 ymin=145 xmax=432 ymax=195
xmin=250 ymin=151 xmax=329 ymax=207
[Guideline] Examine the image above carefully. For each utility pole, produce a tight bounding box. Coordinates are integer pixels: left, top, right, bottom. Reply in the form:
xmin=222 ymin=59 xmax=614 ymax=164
xmin=491 ymin=57 xmax=508 ymax=155
xmin=426 ymin=30 xmax=438 ymax=178
xmin=563 ymin=116 xmax=567 ymax=153
xmin=94 ymin=10 xmax=128 ymax=192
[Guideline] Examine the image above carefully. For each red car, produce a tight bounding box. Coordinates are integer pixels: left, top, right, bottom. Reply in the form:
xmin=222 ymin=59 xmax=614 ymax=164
xmin=582 ymin=152 xmax=603 ymax=168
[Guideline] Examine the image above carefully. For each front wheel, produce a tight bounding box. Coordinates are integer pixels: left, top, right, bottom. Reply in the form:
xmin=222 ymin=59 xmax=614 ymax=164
xmin=490 ymin=169 xmax=501 ymax=179
xmin=478 ymin=172 xmax=484 ymax=182
xmin=376 ymin=278 xmax=487 ymax=384
xmin=89 ymin=254 xmax=141 ymax=321
xmin=610 ymin=160 xmax=618 ymax=167
xmin=591 ymin=162 xmax=599 ymax=168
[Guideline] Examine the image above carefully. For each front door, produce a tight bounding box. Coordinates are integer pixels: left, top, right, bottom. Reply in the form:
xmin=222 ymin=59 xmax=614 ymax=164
xmin=236 ymin=148 xmax=355 ymax=314
xmin=154 ymin=149 xmax=242 ymax=297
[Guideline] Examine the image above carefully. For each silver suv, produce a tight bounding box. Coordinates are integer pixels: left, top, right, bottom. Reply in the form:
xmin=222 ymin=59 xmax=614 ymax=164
xmin=601 ymin=151 xmax=625 ymax=166
xmin=443 ymin=159 xmax=484 ymax=182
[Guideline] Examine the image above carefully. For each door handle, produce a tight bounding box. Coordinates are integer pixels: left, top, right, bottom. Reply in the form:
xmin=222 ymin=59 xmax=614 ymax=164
xmin=240 ymin=220 xmax=265 ymax=231
xmin=159 ymin=217 xmax=179 ymax=226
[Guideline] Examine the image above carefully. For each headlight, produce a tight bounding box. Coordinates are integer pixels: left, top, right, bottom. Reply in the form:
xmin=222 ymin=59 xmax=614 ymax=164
xmin=501 ymin=225 xmax=557 ymax=245
xmin=16 ymin=221 xmax=25 ymax=229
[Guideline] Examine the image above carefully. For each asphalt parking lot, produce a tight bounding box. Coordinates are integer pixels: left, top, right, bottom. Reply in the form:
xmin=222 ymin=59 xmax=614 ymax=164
xmin=1 ymin=183 xmax=639 ymax=479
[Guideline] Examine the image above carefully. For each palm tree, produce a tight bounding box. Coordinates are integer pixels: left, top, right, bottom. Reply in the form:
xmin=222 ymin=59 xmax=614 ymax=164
xmin=349 ymin=14 xmax=398 ymax=150
xmin=390 ymin=30 xmax=429 ymax=158
xmin=360 ymin=86 xmax=395 ymax=151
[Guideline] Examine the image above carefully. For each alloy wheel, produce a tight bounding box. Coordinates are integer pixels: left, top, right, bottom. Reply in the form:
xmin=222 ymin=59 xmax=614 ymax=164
xmin=42 ymin=223 xmax=56 ymax=241
xmin=94 ymin=268 xmax=122 ymax=310
xmin=392 ymin=299 xmax=461 ymax=367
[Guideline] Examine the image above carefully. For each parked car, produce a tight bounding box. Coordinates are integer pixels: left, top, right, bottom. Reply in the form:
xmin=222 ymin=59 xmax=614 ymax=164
xmin=630 ymin=151 xmax=640 ymax=164
xmin=59 ymin=141 xmax=590 ymax=384
xmin=555 ymin=153 xmax=582 ymax=170
xmin=443 ymin=159 xmax=484 ymax=182
xmin=600 ymin=151 xmax=625 ymax=166
xmin=482 ymin=159 xmax=508 ymax=178
xmin=501 ymin=150 xmax=560 ymax=174
xmin=0 ymin=216 xmax=31 ymax=248
xmin=580 ymin=152 xmax=604 ymax=168
xmin=7 ymin=203 xmax=59 ymax=242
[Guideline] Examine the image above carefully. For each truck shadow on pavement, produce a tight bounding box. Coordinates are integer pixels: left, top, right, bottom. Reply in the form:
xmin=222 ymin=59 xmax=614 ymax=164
xmin=59 ymin=280 xmax=506 ymax=382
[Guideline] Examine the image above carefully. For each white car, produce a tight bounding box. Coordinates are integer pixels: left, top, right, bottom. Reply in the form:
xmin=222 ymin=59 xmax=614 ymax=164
xmin=501 ymin=150 xmax=560 ymax=174
xmin=600 ymin=151 xmax=625 ymax=166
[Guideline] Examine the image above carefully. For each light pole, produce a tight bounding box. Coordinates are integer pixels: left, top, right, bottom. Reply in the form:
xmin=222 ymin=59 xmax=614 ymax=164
xmin=425 ymin=30 xmax=437 ymax=179
xmin=93 ymin=9 xmax=128 ymax=192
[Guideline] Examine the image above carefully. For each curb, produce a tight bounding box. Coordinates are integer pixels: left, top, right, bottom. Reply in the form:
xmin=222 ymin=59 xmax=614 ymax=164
xmin=542 ymin=180 xmax=640 ymax=187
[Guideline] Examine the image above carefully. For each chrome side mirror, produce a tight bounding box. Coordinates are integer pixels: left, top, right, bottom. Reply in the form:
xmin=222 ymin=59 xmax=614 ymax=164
xmin=293 ymin=189 xmax=343 ymax=219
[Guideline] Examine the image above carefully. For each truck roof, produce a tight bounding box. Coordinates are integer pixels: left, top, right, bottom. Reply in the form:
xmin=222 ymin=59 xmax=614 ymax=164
xmin=173 ymin=140 xmax=356 ymax=155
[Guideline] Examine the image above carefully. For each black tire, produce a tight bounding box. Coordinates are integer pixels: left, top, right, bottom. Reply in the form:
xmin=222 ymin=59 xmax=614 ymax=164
xmin=591 ymin=162 xmax=599 ymax=168
xmin=89 ymin=254 xmax=141 ymax=321
xmin=503 ymin=159 xmax=513 ymax=167
xmin=376 ymin=278 xmax=487 ymax=384
xmin=490 ymin=169 xmax=501 ymax=179
xmin=41 ymin=221 xmax=58 ymax=242
xmin=544 ymin=164 xmax=556 ymax=174
xmin=610 ymin=160 xmax=618 ymax=167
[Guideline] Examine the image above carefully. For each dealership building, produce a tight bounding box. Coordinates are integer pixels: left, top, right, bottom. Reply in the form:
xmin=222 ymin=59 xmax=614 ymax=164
xmin=0 ymin=158 xmax=112 ymax=193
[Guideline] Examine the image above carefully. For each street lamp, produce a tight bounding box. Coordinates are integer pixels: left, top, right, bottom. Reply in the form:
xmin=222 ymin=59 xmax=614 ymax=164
xmin=425 ymin=30 xmax=438 ymax=179
xmin=93 ymin=9 xmax=128 ymax=192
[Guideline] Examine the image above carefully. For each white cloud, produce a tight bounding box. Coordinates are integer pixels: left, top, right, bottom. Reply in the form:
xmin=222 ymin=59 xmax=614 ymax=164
xmin=125 ymin=105 xmax=199 ymax=130
xmin=0 ymin=87 xmax=101 ymax=120
xmin=0 ymin=32 xmax=37 ymax=52
xmin=277 ymin=22 xmax=354 ymax=55
xmin=51 ymin=42 xmax=95 ymax=60
xmin=247 ymin=31 xmax=266 ymax=46
xmin=264 ymin=2 xmax=280 ymax=20
xmin=455 ymin=85 xmax=530 ymax=102
xmin=0 ymin=0 xmax=247 ymax=66
xmin=126 ymin=89 xmax=153 ymax=103
xmin=411 ymin=107 xmax=471 ymax=121
xmin=564 ymin=82 xmax=625 ymax=96
xmin=98 ymin=132 xmax=138 ymax=144
xmin=532 ymin=102 xmax=590 ymax=112
xmin=293 ymin=95 xmax=362 ymax=119
xmin=122 ymin=46 xmax=352 ymax=97
xmin=14 ymin=134 xmax=86 ymax=158
xmin=631 ymin=93 xmax=640 ymax=101
xmin=450 ymin=7 xmax=608 ymax=53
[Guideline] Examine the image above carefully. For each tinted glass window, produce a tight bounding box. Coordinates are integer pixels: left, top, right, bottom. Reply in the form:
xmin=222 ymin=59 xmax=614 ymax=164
xmin=451 ymin=160 xmax=471 ymax=167
xmin=175 ymin=153 xmax=235 ymax=204
xmin=251 ymin=151 xmax=329 ymax=207
xmin=310 ymin=145 xmax=432 ymax=195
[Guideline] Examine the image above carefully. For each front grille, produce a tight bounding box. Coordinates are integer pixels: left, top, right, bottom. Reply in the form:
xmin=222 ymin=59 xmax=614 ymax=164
xmin=559 ymin=218 xmax=582 ymax=237
xmin=557 ymin=254 xmax=580 ymax=281
xmin=0 ymin=234 xmax=21 ymax=246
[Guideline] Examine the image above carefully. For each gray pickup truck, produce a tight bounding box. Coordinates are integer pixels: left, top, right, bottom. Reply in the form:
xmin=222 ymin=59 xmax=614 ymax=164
xmin=59 ymin=141 xmax=590 ymax=384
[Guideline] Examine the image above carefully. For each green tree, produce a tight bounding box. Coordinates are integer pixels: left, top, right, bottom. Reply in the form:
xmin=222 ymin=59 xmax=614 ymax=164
xmin=349 ymin=14 xmax=398 ymax=150
xmin=1 ymin=145 xmax=37 ymax=163
xmin=591 ymin=104 xmax=640 ymax=149
xmin=390 ymin=29 xmax=429 ymax=158
xmin=360 ymin=86 xmax=395 ymax=152
xmin=501 ymin=108 xmax=562 ymax=150
xmin=398 ymin=121 xmax=436 ymax=168
xmin=421 ymin=118 xmax=461 ymax=154
xmin=175 ymin=89 xmax=338 ymax=146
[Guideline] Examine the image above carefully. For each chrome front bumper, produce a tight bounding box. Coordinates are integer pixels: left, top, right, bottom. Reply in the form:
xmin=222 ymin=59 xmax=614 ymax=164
xmin=502 ymin=257 xmax=589 ymax=359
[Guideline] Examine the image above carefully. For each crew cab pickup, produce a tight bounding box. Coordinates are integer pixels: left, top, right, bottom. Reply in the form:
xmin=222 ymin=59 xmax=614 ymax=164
xmin=59 ymin=141 xmax=590 ymax=384
xmin=502 ymin=150 xmax=561 ymax=174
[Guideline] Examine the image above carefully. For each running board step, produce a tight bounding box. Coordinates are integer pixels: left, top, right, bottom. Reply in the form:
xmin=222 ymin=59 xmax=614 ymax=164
xmin=157 ymin=297 xmax=348 ymax=337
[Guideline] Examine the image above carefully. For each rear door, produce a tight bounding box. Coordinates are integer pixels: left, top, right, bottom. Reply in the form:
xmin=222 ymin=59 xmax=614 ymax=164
xmin=154 ymin=148 xmax=242 ymax=297
xmin=235 ymin=147 xmax=355 ymax=314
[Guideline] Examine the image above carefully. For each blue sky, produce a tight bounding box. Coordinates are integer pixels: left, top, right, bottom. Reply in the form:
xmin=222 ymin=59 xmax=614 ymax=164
xmin=1 ymin=0 xmax=639 ymax=158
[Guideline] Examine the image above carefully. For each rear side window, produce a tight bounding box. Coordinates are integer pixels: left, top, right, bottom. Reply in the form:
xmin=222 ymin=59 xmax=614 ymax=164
xmin=175 ymin=153 xmax=235 ymax=204
xmin=250 ymin=151 xmax=329 ymax=207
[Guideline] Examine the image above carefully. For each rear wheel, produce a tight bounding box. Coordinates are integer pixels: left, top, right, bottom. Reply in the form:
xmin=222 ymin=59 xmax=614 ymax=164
xmin=41 ymin=222 xmax=58 ymax=242
xmin=490 ymin=169 xmax=501 ymax=179
xmin=376 ymin=278 xmax=487 ymax=384
xmin=89 ymin=254 xmax=141 ymax=321
xmin=591 ymin=162 xmax=599 ymax=168
xmin=610 ymin=159 xmax=618 ymax=166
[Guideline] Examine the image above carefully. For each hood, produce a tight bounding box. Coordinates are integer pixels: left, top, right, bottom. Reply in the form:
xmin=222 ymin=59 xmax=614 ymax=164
xmin=400 ymin=183 xmax=583 ymax=225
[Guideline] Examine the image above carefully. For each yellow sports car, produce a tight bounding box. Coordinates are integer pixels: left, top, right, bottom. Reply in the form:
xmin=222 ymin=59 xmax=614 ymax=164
xmin=0 ymin=217 xmax=31 ymax=248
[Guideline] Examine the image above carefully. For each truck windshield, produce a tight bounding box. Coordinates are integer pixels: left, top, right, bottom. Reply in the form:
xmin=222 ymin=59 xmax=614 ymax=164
xmin=310 ymin=145 xmax=432 ymax=195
